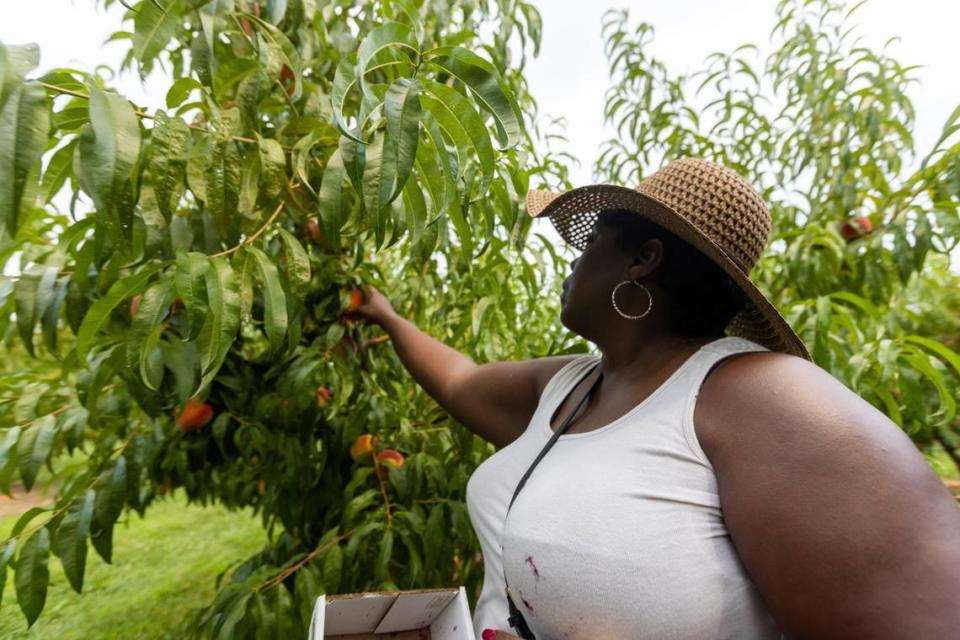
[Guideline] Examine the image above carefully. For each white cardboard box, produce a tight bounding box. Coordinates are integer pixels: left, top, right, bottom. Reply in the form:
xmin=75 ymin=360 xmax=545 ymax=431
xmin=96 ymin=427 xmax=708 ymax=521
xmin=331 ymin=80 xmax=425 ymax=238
xmin=309 ymin=587 xmax=476 ymax=639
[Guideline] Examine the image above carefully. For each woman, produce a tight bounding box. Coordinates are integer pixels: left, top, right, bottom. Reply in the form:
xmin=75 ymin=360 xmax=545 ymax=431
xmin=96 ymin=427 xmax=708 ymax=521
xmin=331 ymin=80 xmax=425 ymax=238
xmin=351 ymin=158 xmax=960 ymax=639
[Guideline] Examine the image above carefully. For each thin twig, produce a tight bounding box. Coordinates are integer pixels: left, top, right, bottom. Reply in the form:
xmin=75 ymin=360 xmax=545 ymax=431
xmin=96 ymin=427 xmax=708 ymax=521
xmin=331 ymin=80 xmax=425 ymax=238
xmin=255 ymin=528 xmax=355 ymax=593
xmin=209 ymin=201 xmax=286 ymax=258
xmin=372 ymin=448 xmax=394 ymax=528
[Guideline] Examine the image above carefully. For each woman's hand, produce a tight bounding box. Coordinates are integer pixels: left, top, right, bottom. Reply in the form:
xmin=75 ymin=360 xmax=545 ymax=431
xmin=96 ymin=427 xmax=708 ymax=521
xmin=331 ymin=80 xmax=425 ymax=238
xmin=346 ymin=284 xmax=396 ymax=327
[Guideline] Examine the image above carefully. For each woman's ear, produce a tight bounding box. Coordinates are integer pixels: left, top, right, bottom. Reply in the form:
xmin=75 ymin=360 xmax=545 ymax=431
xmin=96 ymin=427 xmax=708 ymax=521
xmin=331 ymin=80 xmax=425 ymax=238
xmin=627 ymin=238 xmax=664 ymax=280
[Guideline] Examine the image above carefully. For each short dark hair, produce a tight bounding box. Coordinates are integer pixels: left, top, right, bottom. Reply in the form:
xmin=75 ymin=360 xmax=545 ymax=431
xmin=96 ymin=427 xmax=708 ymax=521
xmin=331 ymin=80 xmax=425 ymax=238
xmin=596 ymin=209 xmax=746 ymax=338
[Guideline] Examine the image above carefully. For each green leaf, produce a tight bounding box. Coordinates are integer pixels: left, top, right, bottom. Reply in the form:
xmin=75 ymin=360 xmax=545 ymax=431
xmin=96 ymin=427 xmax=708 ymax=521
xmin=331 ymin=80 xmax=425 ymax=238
xmin=374 ymin=529 xmax=393 ymax=584
xmin=401 ymin=172 xmax=427 ymax=246
xmin=197 ymin=257 xmax=241 ymax=391
xmin=422 ymin=80 xmax=494 ymax=189
xmin=331 ymin=58 xmax=363 ymax=143
xmin=127 ymin=280 xmax=173 ymax=390
xmin=0 ymin=81 xmax=50 ymax=234
xmin=247 ymin=246 xmax=287 ymax=354
xmin=357 ymin=22 xmax=419 ymax=89
xmin=384 ymin=78 xmax=422 ymax=203
xmin=40 ymin=275 xmax=68 ymax=356
xmin=0 ymin=538 xmax=17 ymax=607
xmin=53 ymin=489 xmax=95 ymax=594
xmin=165 ymin=77 xmax=203 ymax=109
xmin=0 ymin=43 xmax=39 ymax=108
xmin=317 ymin=148 xmax=345 ymax=252
xmin=41 ymin=138 xmax=78 ymax=204
xmin=89 ymin=521 xmax=114 ymax=565
xmin=15 ymin=526 xmax=50 ymax=628
xmin=175 ymin=250 xmax=210 ymax=341
xmin=132 ymin=0 xmax=183 ymax=67
xmin=424 ymin=46 xmax=523 ymax=148
xmin=813 ymin=295 xmax=832 ymax=365
xmin=14 ymin=266 xmax=42 ymax=357
xmin=199 ymin=0 xmax=235 ymax=65
xmin=257 ymin=136 xmax=285 ymax=200
xmin=903 ymin=336 xmax=960 ymax=381
xmin=74 ymin=264 xmax=165 ymax=362
xmin=362 ymin=130 xmax=395 ymax=249
xmin=17 ymin=415 xmax=55 ymax=493
xmin=276 ymin=228 xmax=310 ymax=303
xmin=148 ymin=111 xmax=190 ymax=219
xmin=0 ymin=426 xmax=22 ymax=480
xmin=206 ymin=120 xmax=242 ymax=244
xmin=73 ymin=84 xmax=142 ymax=250
xmin=94 ymin=457 xmax=127 ymax=530
xmin=321 ymin=544 xmax=342 ymax=593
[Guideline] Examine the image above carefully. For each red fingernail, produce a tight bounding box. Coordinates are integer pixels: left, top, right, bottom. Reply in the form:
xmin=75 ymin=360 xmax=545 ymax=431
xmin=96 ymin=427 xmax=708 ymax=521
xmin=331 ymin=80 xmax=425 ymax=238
xmin=482 ymin=630 xmax=496 ymax=640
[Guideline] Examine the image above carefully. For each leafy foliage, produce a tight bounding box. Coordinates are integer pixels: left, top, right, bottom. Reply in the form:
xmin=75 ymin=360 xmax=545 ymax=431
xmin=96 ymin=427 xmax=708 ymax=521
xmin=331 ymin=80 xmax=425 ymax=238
xmin=0 ymin=0 xmax=956 ymax=635
xmin=0 ymin=0 xmax=575 ymax=634
xmin=597 ymin=0 xmax=960 ymax=465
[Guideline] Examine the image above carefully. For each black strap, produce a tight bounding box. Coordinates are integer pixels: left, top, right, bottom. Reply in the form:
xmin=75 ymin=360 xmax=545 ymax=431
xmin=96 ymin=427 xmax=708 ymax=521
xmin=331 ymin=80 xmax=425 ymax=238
xmin=503 ymin=361 xmax=603 ymax=639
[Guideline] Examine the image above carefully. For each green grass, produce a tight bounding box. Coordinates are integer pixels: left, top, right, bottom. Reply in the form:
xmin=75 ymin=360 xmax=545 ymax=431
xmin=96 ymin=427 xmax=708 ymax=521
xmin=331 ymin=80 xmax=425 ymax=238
xmin=0 ymin=491 xmax=267 ymax=639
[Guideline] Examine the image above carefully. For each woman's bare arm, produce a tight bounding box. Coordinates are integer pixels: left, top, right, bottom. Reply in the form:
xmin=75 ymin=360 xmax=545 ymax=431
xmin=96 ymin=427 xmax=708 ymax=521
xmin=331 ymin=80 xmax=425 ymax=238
xmin=696 ymin=352 xmax=960 ymax=638
xmin=355 ymin=286 xmax=576 ymax=447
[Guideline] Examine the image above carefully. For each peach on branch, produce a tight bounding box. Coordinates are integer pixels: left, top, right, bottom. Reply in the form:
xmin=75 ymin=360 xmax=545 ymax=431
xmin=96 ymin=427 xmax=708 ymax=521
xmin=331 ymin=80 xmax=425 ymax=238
xmin=316 ymin=386 xmax=333 ymax=408
xmin=176 ymin=398 xmax=214 ymax=433
xmin=345 ymin=288 xmax=364 ymax=313
xmin=306 ymin=218 xmax=326 ymax=246
xmin=375 ymin=449 xmax=404 ymax=480
xmin=129 ymin=294 xmax=141 ymax=318
xmin=840 ymin=216 xmax=873 ymax=241
xmin=350 ymin=434 xmax=380 ymax=464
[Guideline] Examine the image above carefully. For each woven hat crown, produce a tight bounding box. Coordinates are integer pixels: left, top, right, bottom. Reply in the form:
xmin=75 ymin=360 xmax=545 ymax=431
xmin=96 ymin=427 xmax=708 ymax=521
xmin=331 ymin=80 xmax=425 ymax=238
xmin=635 ymin=158 xmax=770 ymax=274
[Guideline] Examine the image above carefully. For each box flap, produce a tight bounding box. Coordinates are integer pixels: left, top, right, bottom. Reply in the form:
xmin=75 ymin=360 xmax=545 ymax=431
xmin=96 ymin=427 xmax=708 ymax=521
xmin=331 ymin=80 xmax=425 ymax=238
xmin=323 ymin=592 xmax=398 ymax=635
xmin=428 ymin=587 xmax=475 ymax=640
xmin=374 ymin=590 xmax=459 ymax=633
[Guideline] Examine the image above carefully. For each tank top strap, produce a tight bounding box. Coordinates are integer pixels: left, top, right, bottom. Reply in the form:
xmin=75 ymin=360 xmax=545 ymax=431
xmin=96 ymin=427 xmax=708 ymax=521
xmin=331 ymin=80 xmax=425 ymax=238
xmin=539 ymin=353 xmax=601 ymax=407
xmin=678 ymin=336 xmax=771 ymax=469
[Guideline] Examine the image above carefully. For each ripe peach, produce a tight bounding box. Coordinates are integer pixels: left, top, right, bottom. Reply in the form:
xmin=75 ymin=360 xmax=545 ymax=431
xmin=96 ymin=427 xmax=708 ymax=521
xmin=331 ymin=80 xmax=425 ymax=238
xmin=350 ymin=434 xmax=379 ymax=464
xmin=130 ymin=294 xmax=141 ymax=318
xmin=280 ymin=64 xmax=296 ymax=96
xmin=840 ymin=216 xmax=873 ymax=242
xmin=306 ymin=218 xmax=324 ymax=245
xmin=176 ymin=398 xmax=214 ymax=432
xmin=316 ymin=386 xmax=333 ymax=408
xmin=375 ymin=449 xmax=404 ymax=480
xmin=345 ymin=288 xmax=364 ymax=313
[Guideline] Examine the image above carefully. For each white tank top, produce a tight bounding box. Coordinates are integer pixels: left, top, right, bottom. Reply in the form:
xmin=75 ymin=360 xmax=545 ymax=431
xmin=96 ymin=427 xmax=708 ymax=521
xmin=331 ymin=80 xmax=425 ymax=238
xmin=465 ymin=336 xmax=783 ymax=639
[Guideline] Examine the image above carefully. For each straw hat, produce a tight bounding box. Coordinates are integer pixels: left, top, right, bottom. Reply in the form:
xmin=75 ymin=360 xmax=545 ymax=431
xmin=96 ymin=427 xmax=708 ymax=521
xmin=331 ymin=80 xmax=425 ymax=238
xmin=526 ymin=157 xmax=812 ymax=360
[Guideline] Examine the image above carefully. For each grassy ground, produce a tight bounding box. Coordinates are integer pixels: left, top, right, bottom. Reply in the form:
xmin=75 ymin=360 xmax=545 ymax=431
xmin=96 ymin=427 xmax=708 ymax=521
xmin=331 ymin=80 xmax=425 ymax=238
xmin=0 ymin=490 xmax=266 ymax=639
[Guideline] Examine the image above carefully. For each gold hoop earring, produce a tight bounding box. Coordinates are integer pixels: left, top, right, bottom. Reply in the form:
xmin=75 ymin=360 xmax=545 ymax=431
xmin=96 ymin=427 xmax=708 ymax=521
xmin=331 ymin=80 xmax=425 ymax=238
xmin=612 ymin=280 xmax=653 ymax=320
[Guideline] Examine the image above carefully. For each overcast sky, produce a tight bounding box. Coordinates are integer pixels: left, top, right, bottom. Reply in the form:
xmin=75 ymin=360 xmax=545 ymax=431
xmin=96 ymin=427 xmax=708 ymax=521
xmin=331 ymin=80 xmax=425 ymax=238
xmin=2 ymin=0 xmax=958 ymax=268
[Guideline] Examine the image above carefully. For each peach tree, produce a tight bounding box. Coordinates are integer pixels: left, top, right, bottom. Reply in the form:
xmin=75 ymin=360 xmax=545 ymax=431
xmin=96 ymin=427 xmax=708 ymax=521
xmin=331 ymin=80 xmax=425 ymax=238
xmin=0 ymin=0 xmax=580 ymax=635
xmin=596 ymin=0 xmax=960 ymax=470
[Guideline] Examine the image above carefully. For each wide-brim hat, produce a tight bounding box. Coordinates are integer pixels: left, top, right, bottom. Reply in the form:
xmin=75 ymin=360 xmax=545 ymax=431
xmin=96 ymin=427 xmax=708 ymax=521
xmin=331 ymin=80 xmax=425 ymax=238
xmin=526 ymin=157 xmax=812 ymax=360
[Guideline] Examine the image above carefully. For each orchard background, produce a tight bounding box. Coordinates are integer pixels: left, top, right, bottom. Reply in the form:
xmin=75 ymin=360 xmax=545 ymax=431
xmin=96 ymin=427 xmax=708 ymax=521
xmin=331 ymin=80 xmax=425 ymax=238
xmin=0 ymin=0 xmax=958 ymax=637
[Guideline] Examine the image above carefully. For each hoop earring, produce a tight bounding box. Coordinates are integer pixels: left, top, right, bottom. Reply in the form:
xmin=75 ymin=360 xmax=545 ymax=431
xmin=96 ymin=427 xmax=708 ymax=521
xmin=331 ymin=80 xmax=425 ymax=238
xmin=612 ymin=280 xmax=653 ymax=320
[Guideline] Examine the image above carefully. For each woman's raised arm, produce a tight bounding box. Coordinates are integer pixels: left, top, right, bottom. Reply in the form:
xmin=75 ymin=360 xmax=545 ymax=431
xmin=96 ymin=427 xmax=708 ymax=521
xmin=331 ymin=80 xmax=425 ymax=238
xmin=352 ymin=285 xmax=575 ymax=447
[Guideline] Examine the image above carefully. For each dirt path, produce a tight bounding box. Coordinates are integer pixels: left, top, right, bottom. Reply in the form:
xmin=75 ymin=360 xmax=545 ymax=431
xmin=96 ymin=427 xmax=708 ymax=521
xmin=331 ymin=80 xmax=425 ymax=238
xmin=0 ymin=484 xmax=58 ymax=518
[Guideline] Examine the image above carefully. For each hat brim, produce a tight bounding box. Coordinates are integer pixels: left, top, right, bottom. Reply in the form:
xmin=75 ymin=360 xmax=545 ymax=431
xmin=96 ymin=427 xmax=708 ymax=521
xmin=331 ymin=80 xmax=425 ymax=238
xmin=526 ymin=185 xmax=811 ymax=360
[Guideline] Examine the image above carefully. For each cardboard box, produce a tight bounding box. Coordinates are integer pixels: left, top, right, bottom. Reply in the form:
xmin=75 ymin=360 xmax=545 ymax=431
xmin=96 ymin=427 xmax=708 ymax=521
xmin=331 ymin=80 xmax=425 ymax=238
xmin=309 ymin=587 xmax=475 ymax=640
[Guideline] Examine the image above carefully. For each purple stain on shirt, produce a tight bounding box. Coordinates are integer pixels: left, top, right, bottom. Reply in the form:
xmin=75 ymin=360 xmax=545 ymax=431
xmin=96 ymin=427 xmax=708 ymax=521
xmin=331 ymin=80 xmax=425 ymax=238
xmin=525 ymin=555 xmax=542 ymax=581
xmin=519 ymin=589 xmax=535 ymax=613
